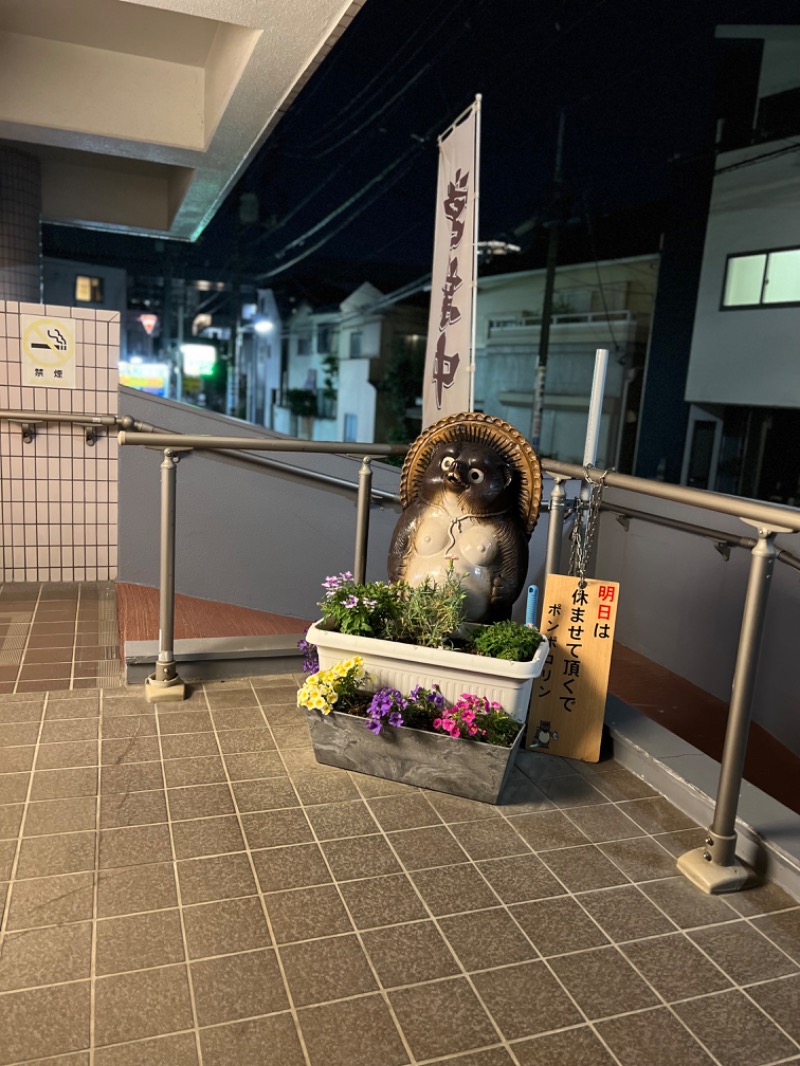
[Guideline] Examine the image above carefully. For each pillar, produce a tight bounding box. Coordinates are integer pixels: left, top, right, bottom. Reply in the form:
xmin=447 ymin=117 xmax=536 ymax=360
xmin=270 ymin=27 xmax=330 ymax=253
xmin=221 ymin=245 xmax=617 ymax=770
xmin=0 ymin=147 xmax=42 ymax=302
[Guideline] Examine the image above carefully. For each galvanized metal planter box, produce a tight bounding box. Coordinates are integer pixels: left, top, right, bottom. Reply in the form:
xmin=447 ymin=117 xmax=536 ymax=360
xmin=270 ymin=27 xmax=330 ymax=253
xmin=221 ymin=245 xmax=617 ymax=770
xmin=306 ymin=620 xmax=549 ymax=724
xmin=305 ymin=708 xmax=523 ymax=804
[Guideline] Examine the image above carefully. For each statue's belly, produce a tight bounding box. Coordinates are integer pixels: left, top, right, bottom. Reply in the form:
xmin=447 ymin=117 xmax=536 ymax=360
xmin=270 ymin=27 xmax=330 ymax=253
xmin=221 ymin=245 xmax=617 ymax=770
xmin=406 ymin=513 xmax=499 ymax=620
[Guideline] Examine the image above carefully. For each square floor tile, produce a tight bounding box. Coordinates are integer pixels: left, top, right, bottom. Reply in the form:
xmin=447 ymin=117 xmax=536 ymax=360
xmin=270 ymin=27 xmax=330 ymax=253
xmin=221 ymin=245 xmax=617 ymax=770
xmin=689 ymin=921 xmax=799 ymax=984
xmin=752 ymin=908 xmax=800 ymax=964
xmin=674 ymin=989 xmax=797 ymax=1066
xmin=746 ymin=973 xmax=800 ymax=1042
xmin=95 ymin=909 xmax=186 ymax=975
xmin=177 ymin=852 xmax=257 ymax=905
xmin=339 ymin=873 xmax=427 ymax=929
xmin=6 ymin=871 xmax=94 ymax=929
xmin=102 ymin=737 xmax=162 ymax=765
xmin=304 ymin=800 xmax=377 ymax=840
xmin=513 ymin=897 xmax=610 ymax=959
xmin=440 ymin=907 xmax=539 ymax=970
xmin=23 ymin=795 xmax=96 ymax=836
xmin=298 ymin=993 xmax=408 ymax=1066
xmin=622 ymin=933 xmax=733 ymax=1000
xmin=362 ymin=920 xmax=461 ymax=986
xmin=16 ymin=830 xmax=96 ymax=878
xmin=171 ymin=815 xmax=245 ymax=859
xmin=101 ymin=714 xmax=158 ymax=739
xmin=640 ymin=877 xmax=739 ymax=930
xmin=0 ymin=921 xmax=92 ymax=991
xmin=548 ymin=947 xmax=660 ymax=1019
xmin=514 ymin=1026 xmax=617 ymax=1066
xmin=40 ymin=718 xmax=99 ymax=743
xmin=167 ymin=783 xmax=235 ymax=821
xmin=281 ymin=933 xmax=378 ymax=1007
xmin=100 ymin=763 xmax=165 ymax=795
xmin=264 ymin=884 xmax=354 ymax=944
xmin=252 ymin=842 xmax=333 ymax=892
xmin=449 ymin=818 xmax=532 ymax=861
xmin=231 ymin=777 xmax=299 ymax=812
xmin=599 ymin=837 xmax=678 ymax=882
xmin=596 ymin=1007 xmax=716 ymax=1066
xmin=387 ymin=825 xmax=468 ymax=870
xmin=162 ymin=756 xmax=227 ymax=788
xmin=94 ymin=1032 xmax=199 ymax=1066
xmin=241 ymin=808 xmax=313 ymax=849
xmin=410 ymin=864 xmax=497 ymax=915
xmin=321 ymin=835 xmax=400 ymax=881
xmin=96 ymin=862 xmax=178 ymax=918
xmin=540 ymin=845 xmax=630 ymax=892
xmin=475 ymin=854 xmax=565 ymax=904
xmin=578 ymin=885 xmax=675 ymax=942
xmin=507 ymin=810 xmax=590 ymax=851
xmin=191 ymin=948 xmax=288 ymax=1025
xmin=389 ymin=977 xmax=498 ymax=1060
xmin=30 ymin=766 xmax=98 ymax=801
xmin=35 ymin=741 xmax=98 ymax=771
xmin=99 ymin=789 xmax=168 ymax=829
xmin=199 ymin=1013 xmax=304 ymax=1066
xmin=99 ymin=823 xmax=172 ymax=869
xmin=474 ymin=960 xmax=584 ymax=1040
xmin=292 ymin=772 xmax=361 ymax=806
xmin=183 ymin=895 xmax=271 ymax=958
xmin=94 ymin=965 xmax=194 ymax=1047
xmin=0 ymin=981 xmax=90 ymax=1065
xmin=366 ymin=794 xmax=442 ymax=832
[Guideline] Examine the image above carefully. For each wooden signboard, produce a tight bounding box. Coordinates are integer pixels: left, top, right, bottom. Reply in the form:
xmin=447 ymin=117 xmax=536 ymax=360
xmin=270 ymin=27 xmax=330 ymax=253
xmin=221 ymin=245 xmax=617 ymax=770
xmin=525 ymin=574 xmax=619 ymax=763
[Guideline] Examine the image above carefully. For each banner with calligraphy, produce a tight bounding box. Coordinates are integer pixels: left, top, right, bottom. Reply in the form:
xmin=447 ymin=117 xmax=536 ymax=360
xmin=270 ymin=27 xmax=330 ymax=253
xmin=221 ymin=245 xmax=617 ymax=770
xmin=525 ymin=574 xmax=619 ymax=763
xmin=422 ymin=97 xmax=480 ymax=428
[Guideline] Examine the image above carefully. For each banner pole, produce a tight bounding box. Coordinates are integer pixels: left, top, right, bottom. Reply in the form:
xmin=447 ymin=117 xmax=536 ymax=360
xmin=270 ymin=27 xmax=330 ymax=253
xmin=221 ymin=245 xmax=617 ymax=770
xmin=469 ymin=94 xmax=481 ymax=414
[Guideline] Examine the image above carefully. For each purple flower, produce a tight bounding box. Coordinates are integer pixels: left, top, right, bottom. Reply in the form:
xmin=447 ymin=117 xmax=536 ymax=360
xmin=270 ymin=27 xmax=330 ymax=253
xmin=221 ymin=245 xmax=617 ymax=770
xmin=343 ymin=595 xmax=359 ymax=609
xmin=297 ymin=637 xmax=319 ymax=674
xmin=365 ymin=718 xmax=383 ymax=734
xmin=388 ymin=711 xmax=404 ymax=728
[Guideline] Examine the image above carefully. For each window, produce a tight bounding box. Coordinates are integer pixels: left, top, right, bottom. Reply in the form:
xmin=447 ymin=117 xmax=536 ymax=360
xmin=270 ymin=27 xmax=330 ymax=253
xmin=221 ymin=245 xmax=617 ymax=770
xmin=75 ymin=275 xmax=103 ymax=303
xmin=349 ymin=331 xmax=362 ymax=357
xmin=722 ymin=248 xmax=800 ymax=308
xmin=317 ymin=325 xmax=331 ymax=353
xmin=297 ymin=333 xmax=312 ymax=355
xmin=343 ymin=414 xmax=358 ymax=441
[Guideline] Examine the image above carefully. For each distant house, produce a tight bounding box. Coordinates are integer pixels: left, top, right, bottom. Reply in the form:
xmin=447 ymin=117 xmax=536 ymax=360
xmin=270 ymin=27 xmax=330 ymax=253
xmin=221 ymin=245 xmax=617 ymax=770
xmin=679 ymin=26 xmax=800 ymax=503
xmin=275 ymin=281 xmax=427 ymax=443
xmin=474 ymin=255 xmax=659 ymax=469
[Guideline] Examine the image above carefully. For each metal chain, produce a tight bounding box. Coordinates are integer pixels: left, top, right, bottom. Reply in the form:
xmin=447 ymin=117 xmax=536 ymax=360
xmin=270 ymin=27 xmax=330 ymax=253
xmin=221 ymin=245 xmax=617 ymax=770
xmin=568 ymin=467 xmax=607 ymax=587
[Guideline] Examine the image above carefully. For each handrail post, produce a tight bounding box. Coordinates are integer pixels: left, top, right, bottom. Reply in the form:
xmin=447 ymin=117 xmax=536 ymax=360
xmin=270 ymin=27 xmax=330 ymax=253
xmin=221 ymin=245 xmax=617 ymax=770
xmin=544 ymin=476 xmax=567 ymax=581
xmin=353 ymin=457 xmax=373 ymax=584
xmin=677 ymin=524 xmax=783 ymax=892
xmin=145 ymin=448 xmax=187 ymax=703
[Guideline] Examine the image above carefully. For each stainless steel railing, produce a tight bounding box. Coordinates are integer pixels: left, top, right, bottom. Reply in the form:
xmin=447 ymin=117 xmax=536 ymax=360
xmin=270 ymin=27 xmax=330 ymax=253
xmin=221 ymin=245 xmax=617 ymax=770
xmin=118 ymin=427 xmax=800 ymax=894
xmin=0 ymin=409 xmax=155 ymax=445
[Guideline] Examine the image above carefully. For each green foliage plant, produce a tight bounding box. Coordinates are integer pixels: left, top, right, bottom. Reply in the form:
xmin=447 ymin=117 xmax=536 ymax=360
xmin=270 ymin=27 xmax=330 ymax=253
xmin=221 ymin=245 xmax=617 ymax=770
xmin=467 ymin=619 xmax=544 ymax=662
xmin=318 ymin=569 xmax=466 ymax=648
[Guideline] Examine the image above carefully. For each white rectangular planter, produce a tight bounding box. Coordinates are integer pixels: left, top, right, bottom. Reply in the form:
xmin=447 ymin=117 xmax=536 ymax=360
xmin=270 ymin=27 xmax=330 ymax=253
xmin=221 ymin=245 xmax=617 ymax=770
xmin=306 ymin=620 xmax=549 ymax=723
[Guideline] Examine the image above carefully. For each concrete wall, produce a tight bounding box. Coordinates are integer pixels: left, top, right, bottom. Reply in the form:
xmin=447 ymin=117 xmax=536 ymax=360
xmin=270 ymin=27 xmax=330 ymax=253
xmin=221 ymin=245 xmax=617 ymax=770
xmin=594 ymin=484 xmax=800 ymax=757
xmin=116 ymin=387 xmax=405 ymax=620
xmin=0 ymin=299 xmax=120 ymax=581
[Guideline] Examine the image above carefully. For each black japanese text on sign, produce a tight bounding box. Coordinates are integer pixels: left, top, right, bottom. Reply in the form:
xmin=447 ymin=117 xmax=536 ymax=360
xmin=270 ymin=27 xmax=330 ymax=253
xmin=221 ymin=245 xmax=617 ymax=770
xmin=526 ymin=575 xmax=619 ymax=763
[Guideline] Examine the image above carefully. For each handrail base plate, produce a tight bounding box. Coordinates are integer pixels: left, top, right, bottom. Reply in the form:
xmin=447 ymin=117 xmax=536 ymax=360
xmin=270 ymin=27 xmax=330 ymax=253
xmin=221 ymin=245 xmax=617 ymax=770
xmin=677 ymin=846 xmax=751 ymax=894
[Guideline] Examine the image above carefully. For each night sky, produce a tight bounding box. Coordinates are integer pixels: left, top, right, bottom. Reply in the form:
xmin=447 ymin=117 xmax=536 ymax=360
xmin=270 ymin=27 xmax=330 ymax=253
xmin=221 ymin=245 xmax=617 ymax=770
xmin=44 ymin=0 xmax=800 ymax=300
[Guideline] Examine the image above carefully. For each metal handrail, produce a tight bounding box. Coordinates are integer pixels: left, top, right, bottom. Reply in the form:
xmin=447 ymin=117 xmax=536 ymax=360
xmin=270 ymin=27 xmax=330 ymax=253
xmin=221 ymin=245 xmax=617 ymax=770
xmin=0 ymin=409 xmax=155 ymax=445
xmin=600 ymin=502 xmax=800 ymax=571
xmin=542 ymin=457 xmax=800 ymax=533
xmin=119 ymin=428 xmax=798 ymax=893
xmin=542 ymin=457 xmax=799 ymax=894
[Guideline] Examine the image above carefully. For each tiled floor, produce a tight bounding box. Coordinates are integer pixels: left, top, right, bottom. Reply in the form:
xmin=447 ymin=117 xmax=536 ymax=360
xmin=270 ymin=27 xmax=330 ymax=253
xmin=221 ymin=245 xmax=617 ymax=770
xmin=1 ymin=681 xmax=800 ymax=1063
xmin=1 ymin=582 xmax=800 ymax=1066
xmin=0 ymin=583 xmax=121 ymax=694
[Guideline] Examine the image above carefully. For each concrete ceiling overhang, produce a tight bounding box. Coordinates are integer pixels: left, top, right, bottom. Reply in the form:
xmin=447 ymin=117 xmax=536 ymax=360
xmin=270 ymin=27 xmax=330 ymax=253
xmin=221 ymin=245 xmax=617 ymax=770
xmin=0 ymin=0 xmax=366 ymax=240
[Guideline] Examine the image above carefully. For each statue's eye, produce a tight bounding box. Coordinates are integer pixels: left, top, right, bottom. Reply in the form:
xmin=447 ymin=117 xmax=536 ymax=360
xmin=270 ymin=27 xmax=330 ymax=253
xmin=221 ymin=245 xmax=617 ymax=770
xmin=468 ymin=468 xmax=485 ymax=484
xmin=441 ymin=456 xmax=455 ymax=471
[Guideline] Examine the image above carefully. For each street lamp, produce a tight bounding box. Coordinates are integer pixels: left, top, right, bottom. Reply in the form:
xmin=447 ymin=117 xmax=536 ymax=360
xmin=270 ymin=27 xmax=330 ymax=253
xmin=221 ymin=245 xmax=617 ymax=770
xmin=229 ymin=316 xmax=275 ymax=423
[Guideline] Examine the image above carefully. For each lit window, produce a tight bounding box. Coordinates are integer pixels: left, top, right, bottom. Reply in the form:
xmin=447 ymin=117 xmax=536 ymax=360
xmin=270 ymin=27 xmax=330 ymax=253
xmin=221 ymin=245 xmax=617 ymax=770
xmin=75 ymin=275 xmax=104 ymax=303
xmin=722 ymin=248 xmax=800 ymax=308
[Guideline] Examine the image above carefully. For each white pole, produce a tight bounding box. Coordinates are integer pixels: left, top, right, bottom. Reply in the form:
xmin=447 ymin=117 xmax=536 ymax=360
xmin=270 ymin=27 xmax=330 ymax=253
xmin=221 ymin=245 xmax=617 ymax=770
xmin=583 ymin=348 xmax=609 ymax=468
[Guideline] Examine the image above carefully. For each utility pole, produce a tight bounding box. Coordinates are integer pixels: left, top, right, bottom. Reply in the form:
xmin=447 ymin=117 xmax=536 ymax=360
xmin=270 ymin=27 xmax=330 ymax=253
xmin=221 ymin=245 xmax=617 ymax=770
xmin=529 ymin=109 xmax=566 ymax=450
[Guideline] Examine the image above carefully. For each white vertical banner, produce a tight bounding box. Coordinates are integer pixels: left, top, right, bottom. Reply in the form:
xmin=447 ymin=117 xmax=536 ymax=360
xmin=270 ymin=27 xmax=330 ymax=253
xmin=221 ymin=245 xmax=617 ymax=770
xmin=422 ymin=96 xmax=481 ymax=428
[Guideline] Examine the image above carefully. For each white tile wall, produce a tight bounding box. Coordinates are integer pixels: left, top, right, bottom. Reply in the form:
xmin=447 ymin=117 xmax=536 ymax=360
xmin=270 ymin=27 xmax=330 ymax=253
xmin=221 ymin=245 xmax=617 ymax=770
xmin=0 ymin=300 xmax=120 ymax=581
